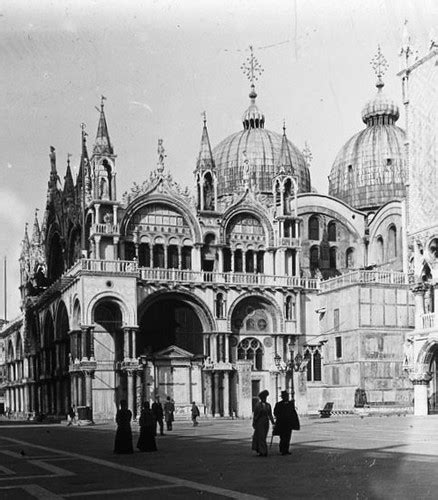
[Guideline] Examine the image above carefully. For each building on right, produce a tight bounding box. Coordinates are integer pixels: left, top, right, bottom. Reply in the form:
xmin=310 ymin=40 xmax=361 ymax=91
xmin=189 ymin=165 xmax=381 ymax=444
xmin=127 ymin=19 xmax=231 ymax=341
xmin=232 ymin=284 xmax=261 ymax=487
xmin=398 ymin=29 xmax=438 ymax=415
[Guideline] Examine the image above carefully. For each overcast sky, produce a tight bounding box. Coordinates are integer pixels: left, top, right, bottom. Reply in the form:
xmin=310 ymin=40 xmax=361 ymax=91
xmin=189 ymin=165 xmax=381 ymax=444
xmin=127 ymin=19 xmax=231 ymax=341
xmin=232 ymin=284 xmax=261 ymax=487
xmin=0 ymin=0 xmax=437 ymax=318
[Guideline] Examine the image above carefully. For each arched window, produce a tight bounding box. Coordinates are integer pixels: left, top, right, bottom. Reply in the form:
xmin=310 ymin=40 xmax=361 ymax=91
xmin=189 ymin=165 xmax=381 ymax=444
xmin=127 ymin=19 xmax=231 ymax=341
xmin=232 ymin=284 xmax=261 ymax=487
xmin=304 ymin=350 xmax=312 ymax=381
xmin=376 ymin=236 xmax=384 ymax=264
xmin=308 ymin=216 xmax=319 ymax=240
xmin=310 ymin=245 xmax=319 ymax=271
xmin=388 ymin=225 xmax=397 ymax=259
xmin=237 ymin=337 xmax=263 ymax=370
xmin=215 ymin=293 xmax=225 ymax=319
xmin=346 ymin=248 xmax=354 ymax=268
xmin=203 ymin=172 xmax=215 ymax=211
xmin=328 ymin=221 xmax=336 ymax=242
xmin=285 ymin=295 xmax=296 ymax=321
xmin=329 ymin=247 xmax=337 ymax=269
xmin=313 ymin=350 xmax=322 ymax=381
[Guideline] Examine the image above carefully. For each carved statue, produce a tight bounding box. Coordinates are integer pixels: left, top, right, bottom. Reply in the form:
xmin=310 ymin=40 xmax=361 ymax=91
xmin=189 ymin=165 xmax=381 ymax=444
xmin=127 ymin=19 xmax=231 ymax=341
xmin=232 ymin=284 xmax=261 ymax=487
xmin=403 ymin=337 xmax=414 ymax=368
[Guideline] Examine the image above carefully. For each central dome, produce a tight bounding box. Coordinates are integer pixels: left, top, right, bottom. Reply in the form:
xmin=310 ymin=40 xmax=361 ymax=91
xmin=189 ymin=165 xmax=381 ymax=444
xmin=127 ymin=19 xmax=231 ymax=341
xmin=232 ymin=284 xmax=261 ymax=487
xmin=213 ymin=85 xmax=311 ymax=198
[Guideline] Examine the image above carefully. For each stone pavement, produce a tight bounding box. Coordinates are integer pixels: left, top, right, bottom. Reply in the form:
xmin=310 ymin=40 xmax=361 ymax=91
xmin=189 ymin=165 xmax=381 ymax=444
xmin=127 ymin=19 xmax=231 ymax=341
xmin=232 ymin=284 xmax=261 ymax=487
xmin=0 ymin=414 xmax=437 ymax=499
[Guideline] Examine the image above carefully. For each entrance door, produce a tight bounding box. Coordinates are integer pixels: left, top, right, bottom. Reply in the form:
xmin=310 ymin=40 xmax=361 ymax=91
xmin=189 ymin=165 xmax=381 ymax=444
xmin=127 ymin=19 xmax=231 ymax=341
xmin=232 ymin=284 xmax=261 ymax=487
xmin=251 ymin=379 xmax=260 ymax=412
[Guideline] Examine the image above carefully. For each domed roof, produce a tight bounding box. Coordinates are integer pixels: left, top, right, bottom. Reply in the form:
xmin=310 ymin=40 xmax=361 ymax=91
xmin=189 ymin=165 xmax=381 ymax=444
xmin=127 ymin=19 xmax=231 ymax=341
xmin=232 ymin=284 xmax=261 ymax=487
xmin=329 ymin=79 xmax=406 ymax=212
xmin=213 ymin=85 xmax=311 ymax=198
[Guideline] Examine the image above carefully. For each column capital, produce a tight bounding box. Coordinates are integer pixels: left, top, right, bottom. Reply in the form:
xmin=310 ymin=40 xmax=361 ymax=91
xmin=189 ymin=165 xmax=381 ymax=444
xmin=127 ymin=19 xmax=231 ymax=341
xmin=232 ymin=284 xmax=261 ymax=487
xmin=410 ymin=371 xmax=432 ymax=384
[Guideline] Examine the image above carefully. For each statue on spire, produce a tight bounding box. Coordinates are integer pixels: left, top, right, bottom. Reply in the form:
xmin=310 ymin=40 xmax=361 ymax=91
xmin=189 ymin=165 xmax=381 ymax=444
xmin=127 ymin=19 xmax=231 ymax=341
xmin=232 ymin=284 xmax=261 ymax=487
xmin=157 ymin=139 xmax=166 ymax=173
xmin=302 ymin=142 xmax=313 ymax=168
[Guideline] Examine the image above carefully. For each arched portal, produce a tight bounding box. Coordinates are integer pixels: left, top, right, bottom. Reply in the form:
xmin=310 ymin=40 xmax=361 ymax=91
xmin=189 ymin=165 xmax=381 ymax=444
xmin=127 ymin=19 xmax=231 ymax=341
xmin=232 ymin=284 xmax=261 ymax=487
xmin=428 ymin=344 xmax=438 ymax=414
xmin=137 ymin=293 xmax=209 ymax=356
xmin=92 ymin=300 xmax=124 ymax=419
xmin=230 ymin=295 xmax=280 ymax=335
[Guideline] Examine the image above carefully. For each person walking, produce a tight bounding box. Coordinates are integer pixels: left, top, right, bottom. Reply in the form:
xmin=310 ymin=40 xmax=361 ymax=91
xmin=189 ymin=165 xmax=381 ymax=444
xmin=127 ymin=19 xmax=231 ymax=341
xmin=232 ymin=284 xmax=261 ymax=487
xmin=113 ymin=400 xmax=134 ymax=454
xmin=251 ymin=390 xmax=274 ymax=457
xmin=191 ymin=401 xmax=200 ymax=426
xmin=67 ymin=405 xmax=76 ymax=426
xmin=137 ymin=402 xmax=157 ymax=452
xmin=273 ymin=390 xmax=300 ymax=455
xmin=152 ymin=397 xmax=164 ymax=436
xmin=164 ymin=396 xmax=175 ymax=431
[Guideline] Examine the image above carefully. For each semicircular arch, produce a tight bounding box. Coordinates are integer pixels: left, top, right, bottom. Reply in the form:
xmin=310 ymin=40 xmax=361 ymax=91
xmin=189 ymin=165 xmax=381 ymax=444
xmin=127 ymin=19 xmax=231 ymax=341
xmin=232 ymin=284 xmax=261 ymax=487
xmin=221 ymin=205 xmax=274 ymax=247
xmin=87 ymin=291 xmax=135 ymax=327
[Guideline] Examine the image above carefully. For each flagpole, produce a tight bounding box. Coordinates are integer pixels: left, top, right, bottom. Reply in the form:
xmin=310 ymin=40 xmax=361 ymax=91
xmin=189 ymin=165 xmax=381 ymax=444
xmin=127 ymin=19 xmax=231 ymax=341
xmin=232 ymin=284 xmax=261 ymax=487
xmin=4 ymin=255 xmax=7 ymax=321
xmin=80 ymin=123 xmax=87 ymax=257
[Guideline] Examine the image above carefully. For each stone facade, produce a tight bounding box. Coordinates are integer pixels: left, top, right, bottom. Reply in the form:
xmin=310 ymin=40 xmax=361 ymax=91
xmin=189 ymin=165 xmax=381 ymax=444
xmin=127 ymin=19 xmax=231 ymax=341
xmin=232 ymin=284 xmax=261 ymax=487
xmin=0 ymin=59 xmax=415 ymax=421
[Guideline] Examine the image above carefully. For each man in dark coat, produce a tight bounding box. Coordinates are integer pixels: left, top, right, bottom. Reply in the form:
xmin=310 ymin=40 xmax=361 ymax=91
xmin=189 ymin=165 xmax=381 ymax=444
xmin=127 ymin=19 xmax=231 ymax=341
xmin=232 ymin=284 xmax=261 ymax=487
xmin=152 ymin=398 xmax=164 ymax=436
xmin=273 ymin=390 xmax=300 ymax=455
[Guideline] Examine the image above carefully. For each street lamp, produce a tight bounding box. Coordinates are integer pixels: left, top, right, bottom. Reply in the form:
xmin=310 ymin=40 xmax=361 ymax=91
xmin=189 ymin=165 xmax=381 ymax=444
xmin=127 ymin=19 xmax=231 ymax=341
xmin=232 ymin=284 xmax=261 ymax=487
xmin=274 ymin=349 xmax=305 ymax=400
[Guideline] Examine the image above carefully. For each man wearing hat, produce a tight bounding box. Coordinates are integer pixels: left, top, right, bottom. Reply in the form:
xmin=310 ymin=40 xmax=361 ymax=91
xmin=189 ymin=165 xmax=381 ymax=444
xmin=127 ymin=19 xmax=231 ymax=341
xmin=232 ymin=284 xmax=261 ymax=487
xmin=273 ymin=390 xmax=300 ymax=455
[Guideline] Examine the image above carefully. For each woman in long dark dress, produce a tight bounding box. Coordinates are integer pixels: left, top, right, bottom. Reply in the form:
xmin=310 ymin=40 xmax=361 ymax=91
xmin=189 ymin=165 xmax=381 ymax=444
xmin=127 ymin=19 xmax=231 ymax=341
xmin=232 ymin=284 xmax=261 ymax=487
xmin=114 ymin=400 xmax=134 ymax=454
xmin=137 ymin=402 xmax=157 ymax=452
xmin=251 ymin=390 xmax=274 ymax=457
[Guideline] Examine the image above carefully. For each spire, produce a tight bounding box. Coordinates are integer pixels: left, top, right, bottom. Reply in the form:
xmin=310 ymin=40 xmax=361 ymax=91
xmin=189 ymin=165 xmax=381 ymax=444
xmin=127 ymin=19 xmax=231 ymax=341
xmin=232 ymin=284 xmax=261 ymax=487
xmin=241 ymin=46 xmax=265 ymax=130
xmin=93 ymin=95 xmax=113 ymax=155
xmin=78 ymin=124 xmax=91 ymax=200
xmin=64 ymin=154 xmax=74 ymax=195
xmin=276 ymin=122 xmax=293 ymax=175
xmin=31 ymin=209 xmax=41 ymax=246
xmin=196 ymin=112 xmax=215 ymax=171
xmin=20 ymin=223 xmax=30 ymax=261
xmin=400 ymin=19 xmax=413 ymax=67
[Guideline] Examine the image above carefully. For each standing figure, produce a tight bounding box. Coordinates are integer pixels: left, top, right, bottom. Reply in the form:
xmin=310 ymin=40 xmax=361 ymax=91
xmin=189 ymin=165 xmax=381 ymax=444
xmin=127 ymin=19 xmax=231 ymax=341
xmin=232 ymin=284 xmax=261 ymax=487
xmin=137 ymin=402 xmax=157 ymax=452
xmin=152 ymin=398 xmax=164 ymax=436
xmin=113 ymin=400 xmax=134 ymax=454
xmin=164 ymin=397 xmax=175 ymax=431
xmin=67 ymin=405 xmax=76 ymax=426
xmin=273 ymin=390 xmax=300 ymax=455
xmin=191 ymin=401 xmax=200 ymax=426
xmin=251 ymin=390 xmax=274 ymax=457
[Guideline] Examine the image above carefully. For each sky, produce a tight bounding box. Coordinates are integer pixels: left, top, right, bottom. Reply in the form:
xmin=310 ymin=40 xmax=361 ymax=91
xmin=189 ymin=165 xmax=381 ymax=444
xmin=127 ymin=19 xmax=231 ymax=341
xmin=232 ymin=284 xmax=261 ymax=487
xmin=0 ymin=0 xmax=437 ymax=319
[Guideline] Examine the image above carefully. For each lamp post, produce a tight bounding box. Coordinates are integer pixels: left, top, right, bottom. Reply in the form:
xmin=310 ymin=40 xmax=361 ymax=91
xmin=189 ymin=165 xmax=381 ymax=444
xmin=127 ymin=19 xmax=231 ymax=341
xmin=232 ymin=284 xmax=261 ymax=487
xmin=273 ymin=348 xmax=304 ymax=401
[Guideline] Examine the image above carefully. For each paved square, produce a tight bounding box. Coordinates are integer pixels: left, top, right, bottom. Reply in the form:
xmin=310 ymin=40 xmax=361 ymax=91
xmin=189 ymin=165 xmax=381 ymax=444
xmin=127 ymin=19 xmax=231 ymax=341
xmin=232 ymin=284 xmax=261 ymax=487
xmin=0 ymin=415 xmax=437 ymax=499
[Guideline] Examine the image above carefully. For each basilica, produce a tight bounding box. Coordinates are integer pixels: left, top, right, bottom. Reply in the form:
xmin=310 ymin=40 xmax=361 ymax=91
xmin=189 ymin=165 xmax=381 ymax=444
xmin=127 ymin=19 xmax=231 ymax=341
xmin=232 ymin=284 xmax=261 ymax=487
xmin=1 ymin=40 xmax=437 ymax=421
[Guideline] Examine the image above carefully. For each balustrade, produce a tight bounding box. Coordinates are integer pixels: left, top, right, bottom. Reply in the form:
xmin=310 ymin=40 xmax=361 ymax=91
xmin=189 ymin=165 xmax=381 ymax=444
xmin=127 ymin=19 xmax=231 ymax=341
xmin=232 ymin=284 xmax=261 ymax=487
xmin=320 ymin=270 xmax=409 ymax=292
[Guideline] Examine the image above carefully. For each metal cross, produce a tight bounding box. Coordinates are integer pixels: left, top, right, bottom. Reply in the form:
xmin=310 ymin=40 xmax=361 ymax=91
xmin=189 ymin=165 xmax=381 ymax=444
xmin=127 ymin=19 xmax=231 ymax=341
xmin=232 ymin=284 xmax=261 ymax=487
xmin=240 ymin=45 xmax=264 ymax=85
xmin=370 ymin=45 xmax=388 ymax=80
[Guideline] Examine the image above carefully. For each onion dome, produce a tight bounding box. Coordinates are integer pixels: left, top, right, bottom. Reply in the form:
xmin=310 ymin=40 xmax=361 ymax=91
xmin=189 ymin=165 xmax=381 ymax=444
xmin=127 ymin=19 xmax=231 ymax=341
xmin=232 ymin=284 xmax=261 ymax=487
xmin=328 ymin=47 xmax=406 ymax=212
xmin=213 ymin=85 xmax=311 ymax=198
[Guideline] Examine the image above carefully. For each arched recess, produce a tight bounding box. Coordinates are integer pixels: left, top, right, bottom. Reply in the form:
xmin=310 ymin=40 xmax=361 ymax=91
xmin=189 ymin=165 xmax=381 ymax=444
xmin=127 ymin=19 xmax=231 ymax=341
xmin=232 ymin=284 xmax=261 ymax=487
xmin=388 ymin=224 xmax=397 ymax=259
xmin=120 ymin=194 xmax=202 ymax=243
xmin=55 ymin=301 xmax=70 ymax=340
xmin=224 ymin=212 xmax=267 ymax=249
xmin=43 ymin=310 xmax=55 ymax=349
xmin=86 ymin=291 xmax=134 ymax=326
xmin=47 ymin=231 xmax=64 ymax=282
xmin=228 ymin=293 xmax=283 ymax=334
xmin=16 ymin=336 xmax=23 ymax=359
xmin=137 ymin=290 xmax=215 ymax=356
xmin=92 ymin=300 xmax=124 ymax=363
xmin=308 ymin=215 xmax=319 ymax=240
xmin=221 ymin=205 xmax=274 ymax=247
xmin=202 ymin=171 xmax=215 ymax=211
xmin=67 ymin=226 xmax=82 ymax=268
xmin=72 ymin=299 xmax=81 ymax=330
xmin=7 ymin=340 xmax=14 ymax=362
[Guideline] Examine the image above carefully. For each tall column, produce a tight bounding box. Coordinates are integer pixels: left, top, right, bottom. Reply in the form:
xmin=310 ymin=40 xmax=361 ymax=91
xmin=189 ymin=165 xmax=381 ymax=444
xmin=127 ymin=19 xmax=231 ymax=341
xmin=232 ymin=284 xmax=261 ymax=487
xmin=77 ymin=374 xmax=83 ymax=407
xmin=124 ymin=328 xmax=130 ymax=360
xmin=217 ymin=248 xmax=223 ymax=273
xmin=81 ymin=327 xmax=88 ymax=360
xmin=223 ymin=372 xmax=230 ymax=417
xmin=193 ymin=246 xmax=201 ymax=271
xmin=200 ymin=175 xmax=204 ymax=210
xmin=94 ymin=235 xmax=101 ymax=260
xmin=113 ymin=237 xmax=119 ymax=260
xmin=214 ymin=372 xmax=220 ymax=416
xmin=231 ymin=250 xmax=235 ymax=273
xmin=253 ymin=252 xmax=257 ymax=273
xmin=71 ymin=373 xmax=77 ymax=407
xmin=84 ymin=370 xmax=94 ymax=420
xmin=164 ymin=245 xmax=168 ymax=269
xmin=136 ymin=370 xmax=142 ymax=418
xmin=242 ymin=250 xmax=247 ymax=273
xmin=126 ymin=371 xmax=134 ymax=413
xmin=177 ymin=246 xmax=182 ymax=270
xmin=224 ymin=334 xmax=230 ymax=363
xmin=210 ymin=335 xmax=216 ymax=363
xmin=412 ymin=286 xmax=426 ymax=330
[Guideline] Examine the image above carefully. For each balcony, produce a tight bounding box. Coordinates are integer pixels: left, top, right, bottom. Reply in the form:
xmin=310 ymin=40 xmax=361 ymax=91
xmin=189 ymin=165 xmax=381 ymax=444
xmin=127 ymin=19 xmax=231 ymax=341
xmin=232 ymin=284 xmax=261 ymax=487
xmin=139 ymin=268 xmax=319 ymax=290
xmin=91 ymin=223 xmax=120 ymax=235
xmin=279 ymin=237 xmax=301 ymax=247
xmin=320 ymin=270 xmax=410 ymax=292
xmin=67 ymin=259 xmax=139 ymax=277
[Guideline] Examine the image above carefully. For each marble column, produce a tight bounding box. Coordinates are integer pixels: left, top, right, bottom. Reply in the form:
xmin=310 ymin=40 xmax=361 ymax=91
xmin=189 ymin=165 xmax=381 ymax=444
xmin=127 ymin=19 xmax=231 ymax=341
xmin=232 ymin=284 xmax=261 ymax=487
xmin=214 ymin=372 xmax=220 ymax=416
xmin=413 ymin=376 xmax=432 ymax=416
xmin=223 ymin=372 xmax=230 ymax=417
xmin=84 ymin=371 xmax=93 ymax=409
xmin=127 ymin=371 xmax=134 ymax=413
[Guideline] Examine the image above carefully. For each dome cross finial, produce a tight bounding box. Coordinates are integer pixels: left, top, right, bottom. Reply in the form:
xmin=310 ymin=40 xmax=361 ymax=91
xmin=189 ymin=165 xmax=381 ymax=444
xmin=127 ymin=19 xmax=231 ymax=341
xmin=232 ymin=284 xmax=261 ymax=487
xmin=370 ymin=45 xmax=388 ymax=89
xmin=241 ymin=45 xmax=264 ymax=97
